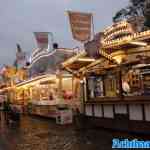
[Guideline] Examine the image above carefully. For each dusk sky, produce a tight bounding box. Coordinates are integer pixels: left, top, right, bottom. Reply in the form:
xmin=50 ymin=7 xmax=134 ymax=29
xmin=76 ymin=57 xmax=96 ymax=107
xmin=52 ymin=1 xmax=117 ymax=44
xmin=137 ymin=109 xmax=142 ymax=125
xmin=0 ymin=0 xmax=129 ymax=67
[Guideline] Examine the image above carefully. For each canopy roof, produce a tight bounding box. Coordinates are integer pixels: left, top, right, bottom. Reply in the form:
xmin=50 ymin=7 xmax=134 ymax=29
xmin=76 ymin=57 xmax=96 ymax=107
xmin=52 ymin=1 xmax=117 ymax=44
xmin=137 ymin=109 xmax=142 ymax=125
xmin=62 ymin=51 xmax=96 ymax=73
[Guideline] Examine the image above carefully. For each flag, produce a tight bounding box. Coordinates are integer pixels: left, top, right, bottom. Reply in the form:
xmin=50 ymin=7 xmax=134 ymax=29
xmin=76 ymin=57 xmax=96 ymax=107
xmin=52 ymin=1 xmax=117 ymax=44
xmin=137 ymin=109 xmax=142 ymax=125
xmin=16 ymin=44 xmax=26 ymax=69
xmin=68 ymin=11 xmax=92 ymax=42
xmin=34 ymin=32 xmax=49 ymax=49
xmin=0 ymin=66 xmax=6 ymax=75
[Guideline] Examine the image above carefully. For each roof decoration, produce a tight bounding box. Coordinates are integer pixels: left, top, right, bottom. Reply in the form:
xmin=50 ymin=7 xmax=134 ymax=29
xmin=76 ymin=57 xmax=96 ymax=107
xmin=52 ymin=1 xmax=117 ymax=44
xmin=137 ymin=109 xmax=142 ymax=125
xmin=103 ymin=21 xmax=134 ymax=42
xmin=102 ymin=21 xmax=150 ymax=49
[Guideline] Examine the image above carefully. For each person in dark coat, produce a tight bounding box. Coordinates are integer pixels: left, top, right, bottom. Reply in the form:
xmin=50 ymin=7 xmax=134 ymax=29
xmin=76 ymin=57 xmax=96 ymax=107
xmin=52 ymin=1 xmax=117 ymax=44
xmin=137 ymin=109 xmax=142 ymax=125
xmin=10 ymin=106 xmax=20 ymax=122
xmin=3 ymin=100 xmax=11 ymax=124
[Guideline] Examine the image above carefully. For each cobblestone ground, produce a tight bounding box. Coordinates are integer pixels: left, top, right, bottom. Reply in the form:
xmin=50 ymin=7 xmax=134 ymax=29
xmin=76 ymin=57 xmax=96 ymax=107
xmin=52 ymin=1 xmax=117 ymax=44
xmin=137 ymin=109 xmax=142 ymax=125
xmin=0 ymin=112 xmax=150 ymax=150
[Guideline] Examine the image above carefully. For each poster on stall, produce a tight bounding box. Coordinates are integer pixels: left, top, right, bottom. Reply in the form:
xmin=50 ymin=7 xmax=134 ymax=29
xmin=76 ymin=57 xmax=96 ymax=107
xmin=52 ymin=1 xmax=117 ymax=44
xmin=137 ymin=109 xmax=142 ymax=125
xmin=34 ymin=32 xmax=49 ymax=49
xmin=141 ymin=71 xmax=150 ymax=95
xmin=68 ymin=11 xmax=92 ymax=42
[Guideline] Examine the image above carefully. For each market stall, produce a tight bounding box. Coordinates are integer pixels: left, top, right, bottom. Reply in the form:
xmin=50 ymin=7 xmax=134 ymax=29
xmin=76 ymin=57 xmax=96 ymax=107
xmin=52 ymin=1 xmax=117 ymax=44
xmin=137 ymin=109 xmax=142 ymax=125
xmin=8 ymin=72 xmax=78 ymax=118
xmin=63 ymin=21 xmax=150 ymax=133
xmin=62 ymin=51 xmax=96 ymax=113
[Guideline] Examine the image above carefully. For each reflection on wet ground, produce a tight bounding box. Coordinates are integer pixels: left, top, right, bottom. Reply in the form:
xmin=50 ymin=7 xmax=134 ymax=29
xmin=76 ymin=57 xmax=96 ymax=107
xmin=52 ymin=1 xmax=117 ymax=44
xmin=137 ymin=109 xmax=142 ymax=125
xmin=0 ymin=111 xmax=150 ymax=150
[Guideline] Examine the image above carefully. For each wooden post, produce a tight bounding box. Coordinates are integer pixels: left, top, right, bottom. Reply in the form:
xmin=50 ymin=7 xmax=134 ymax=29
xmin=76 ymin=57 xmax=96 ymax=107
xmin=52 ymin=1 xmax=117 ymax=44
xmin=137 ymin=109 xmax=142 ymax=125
xmin=58 ymin=71 xmax=63 ymax=98
xmin=30 ymin=87 xmax=32 ymax=101
xmin=92 ymin=15 xmax=95 ymax=39
xmin=22 ymin=89 xmax=25 ymax=113
xmin=81 ymin=77 xmax=87 ymax=114
xmin=118 ymin=65 xmax=123 ymax=99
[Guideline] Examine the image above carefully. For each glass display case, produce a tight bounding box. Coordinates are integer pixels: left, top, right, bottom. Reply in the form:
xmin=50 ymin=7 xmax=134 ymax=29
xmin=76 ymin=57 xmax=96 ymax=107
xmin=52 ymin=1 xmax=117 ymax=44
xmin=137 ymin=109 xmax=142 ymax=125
xmin=87 ymin=75 xmax=104 ymax=99
xmin=140 ymin=68 xmax=150 ymax=95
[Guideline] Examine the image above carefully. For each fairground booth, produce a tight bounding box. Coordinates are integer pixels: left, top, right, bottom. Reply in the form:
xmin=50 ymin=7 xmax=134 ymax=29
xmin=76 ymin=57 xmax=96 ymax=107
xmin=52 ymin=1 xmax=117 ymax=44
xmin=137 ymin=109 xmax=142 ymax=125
xmin=63 ymin=21 xmax=150 ymax=133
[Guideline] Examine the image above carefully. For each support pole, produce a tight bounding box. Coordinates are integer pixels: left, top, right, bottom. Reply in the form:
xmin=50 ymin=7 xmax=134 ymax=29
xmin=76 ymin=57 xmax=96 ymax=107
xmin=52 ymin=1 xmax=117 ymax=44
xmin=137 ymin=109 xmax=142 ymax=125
xmin=118 ymin=65 xmax=123 ymax=99
xmin=92 ymin=15 xmax=95 ymax=39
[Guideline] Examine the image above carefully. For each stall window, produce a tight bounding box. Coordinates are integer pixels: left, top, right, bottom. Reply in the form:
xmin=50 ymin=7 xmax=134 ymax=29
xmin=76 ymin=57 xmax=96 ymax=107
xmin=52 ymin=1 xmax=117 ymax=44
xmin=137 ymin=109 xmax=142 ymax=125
xmin=32 ymin=86 xmax=41 ymax=100
xmin=122 ymin=68 xmax=141 ymax=96
xmin=87 ymin=76 xmax=104 ymax=99
xmin=141 ymin=69 xmax=150 ymax=95
xmin=104 ymin=74 xmax=117 ymax=97
xmin=62 ymin=77 xmax=73 ymax=100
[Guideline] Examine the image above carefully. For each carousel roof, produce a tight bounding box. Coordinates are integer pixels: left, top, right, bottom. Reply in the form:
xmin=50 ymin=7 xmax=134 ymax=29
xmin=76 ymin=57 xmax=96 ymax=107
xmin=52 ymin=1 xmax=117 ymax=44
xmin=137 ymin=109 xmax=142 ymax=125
xmin=102 ymin=29 xmax=150 ymax=50
xmin=28 ymin=48 xmax=76 ymax=76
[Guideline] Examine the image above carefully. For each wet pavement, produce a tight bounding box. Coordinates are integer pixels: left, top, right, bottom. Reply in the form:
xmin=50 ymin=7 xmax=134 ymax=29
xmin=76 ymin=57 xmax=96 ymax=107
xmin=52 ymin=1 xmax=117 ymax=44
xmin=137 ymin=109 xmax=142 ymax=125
xmin=0 ymin=111 xmax=150 ymax=150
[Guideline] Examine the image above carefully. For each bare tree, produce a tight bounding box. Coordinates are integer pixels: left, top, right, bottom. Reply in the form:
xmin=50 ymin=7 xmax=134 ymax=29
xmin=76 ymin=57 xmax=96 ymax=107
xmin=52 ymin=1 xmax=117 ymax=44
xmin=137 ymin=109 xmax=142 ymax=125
xmin=113 ymin=0 xmax=150 ymax=29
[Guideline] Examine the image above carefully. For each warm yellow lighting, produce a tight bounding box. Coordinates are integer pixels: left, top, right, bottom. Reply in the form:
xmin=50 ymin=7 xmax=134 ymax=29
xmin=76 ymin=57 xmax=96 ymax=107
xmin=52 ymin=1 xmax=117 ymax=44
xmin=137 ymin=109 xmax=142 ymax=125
xmin=62 ymin=51 xmax=87 ymax=67
xmin=0 ymin=86 xmax=14 ymax=93
xmin=130 ymin=41 xmax=147 ymax=46
xmin=77 ymin=58 xmax=95 ymax=62
xmin=16 ymin=74 xmax=56 ymax=89
xmin=114 ymin=56 xmax=123 ymax=64
xmin=112 ymin=53 xmax=126 ymax=64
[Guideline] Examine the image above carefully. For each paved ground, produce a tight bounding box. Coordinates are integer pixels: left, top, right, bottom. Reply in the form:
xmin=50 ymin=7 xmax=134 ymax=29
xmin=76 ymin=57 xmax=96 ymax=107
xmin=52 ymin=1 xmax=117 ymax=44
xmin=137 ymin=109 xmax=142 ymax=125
xmin=0 ymin=111 xmax=150 ymax=150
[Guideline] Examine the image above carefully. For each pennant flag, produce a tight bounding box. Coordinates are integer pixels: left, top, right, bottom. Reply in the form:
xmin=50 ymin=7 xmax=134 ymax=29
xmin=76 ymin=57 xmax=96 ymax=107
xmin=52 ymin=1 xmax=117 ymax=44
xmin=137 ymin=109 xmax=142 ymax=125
xmin=0 ymin=65 xmax=6 ymax=75
xmin=34 ymin=32 xmax=49 ymax=49
xmin=16 ymin=44 xmax=26 ymax=69
xmin=68 ymin=11 xmax=92 ymax=42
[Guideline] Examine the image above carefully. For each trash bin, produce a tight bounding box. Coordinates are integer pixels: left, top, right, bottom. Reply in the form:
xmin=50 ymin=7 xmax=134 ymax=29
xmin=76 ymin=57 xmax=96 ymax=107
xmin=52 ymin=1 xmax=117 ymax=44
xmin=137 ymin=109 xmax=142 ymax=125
xmin=56 ymin=108 xmax=73 ymax=125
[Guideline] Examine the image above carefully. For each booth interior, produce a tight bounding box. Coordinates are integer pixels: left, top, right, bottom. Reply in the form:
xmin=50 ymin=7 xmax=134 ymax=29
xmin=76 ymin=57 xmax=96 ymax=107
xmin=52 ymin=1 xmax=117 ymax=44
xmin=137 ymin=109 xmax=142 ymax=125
xmin=6 ymin=73 xmax=81 ymax=118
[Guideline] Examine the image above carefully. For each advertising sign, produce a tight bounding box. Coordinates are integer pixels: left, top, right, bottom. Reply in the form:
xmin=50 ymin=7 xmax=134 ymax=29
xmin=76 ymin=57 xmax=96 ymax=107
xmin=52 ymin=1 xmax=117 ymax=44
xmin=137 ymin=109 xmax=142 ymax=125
xmin=68 ymin=11 xmax=92 ymax=42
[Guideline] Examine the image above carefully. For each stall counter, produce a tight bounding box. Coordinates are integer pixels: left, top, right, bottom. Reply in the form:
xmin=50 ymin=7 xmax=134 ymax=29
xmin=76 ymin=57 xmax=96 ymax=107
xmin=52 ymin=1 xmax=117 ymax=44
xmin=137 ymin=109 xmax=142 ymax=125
xmin=28 ymin=100 xmax=70 ymax=118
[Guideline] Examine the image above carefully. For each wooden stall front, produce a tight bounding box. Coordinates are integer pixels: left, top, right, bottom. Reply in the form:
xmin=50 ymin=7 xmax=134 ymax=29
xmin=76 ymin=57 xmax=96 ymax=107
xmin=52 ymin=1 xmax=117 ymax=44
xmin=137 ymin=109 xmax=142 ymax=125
xmin=83 ymin=28 xmax=150 ymax=133
xmin=63 ymin=22 xmax=150 ymax=133
xmin=7 ymin=71 xmax=81 ymax=117
xmin=62 ymin=51 xmax=97 ymax=113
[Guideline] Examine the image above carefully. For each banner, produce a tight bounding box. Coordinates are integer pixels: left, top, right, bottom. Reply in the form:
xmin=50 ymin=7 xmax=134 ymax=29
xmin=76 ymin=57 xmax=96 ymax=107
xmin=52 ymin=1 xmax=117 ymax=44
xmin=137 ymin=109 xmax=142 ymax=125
xmin=68 ymin=11 xmax=92 ymax=42
xmin=34 ymin=32 xmax=49 ymax=49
